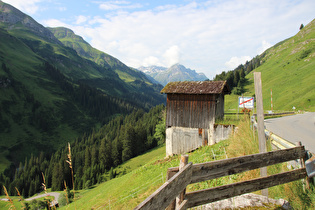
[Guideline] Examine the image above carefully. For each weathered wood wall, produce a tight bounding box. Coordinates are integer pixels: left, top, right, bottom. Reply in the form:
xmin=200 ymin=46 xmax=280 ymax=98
xmin=166 ymin=127 xmax=205 ymax=156
xmin=165 ymin=125 xmax=234 ymax=156
xmin=166 ymin=94 xmax=216 ymax=129
xmin=215 ymin=94 xmax=224 ymax=119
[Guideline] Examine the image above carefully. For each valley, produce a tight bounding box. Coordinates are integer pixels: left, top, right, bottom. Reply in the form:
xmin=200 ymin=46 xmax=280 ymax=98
xmin=0 ymin=1 xmax=314 ymax=209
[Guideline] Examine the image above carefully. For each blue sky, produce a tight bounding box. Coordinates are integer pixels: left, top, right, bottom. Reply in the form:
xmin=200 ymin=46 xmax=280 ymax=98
xmin=2 ymin=0 xmax=314 ymax=79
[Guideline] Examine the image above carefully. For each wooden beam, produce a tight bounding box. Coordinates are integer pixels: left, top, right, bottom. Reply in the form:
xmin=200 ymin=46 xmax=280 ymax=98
xmin=177 ymin=200 xmax=188 ymax=210
xmin=134 ymin=163 xmax=192 ymax=210
xmin=185 ymin=168 xmax=307 ymax=208
xmin=190 ymin=146 xmax=305 ymax=183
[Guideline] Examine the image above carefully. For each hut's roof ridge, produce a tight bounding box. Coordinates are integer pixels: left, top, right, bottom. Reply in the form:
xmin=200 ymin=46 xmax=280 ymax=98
xmin=160 ymin=81 xmax=231 ymax=94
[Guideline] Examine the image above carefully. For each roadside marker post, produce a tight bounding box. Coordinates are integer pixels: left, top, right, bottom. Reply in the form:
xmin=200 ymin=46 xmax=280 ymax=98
xmin=254 ymin=72 xmax=268 ymax=197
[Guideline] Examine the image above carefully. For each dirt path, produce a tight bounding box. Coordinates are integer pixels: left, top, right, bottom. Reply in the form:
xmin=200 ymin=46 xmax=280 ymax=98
xmin=25 ymin=192 xmax=60 ymax=205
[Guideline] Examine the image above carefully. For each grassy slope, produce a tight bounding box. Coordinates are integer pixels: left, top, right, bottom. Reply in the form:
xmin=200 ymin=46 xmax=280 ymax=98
xmin=60 ymin=141 xmax=230 ymax=210
xmin=0 ymin=27 xmax=110 ymax=171
xmin=225 ymin=19 xmax=315 ymax=112
xmin=58 ymin=116 xmax=314 ymax=210
xmin=0 ymin=29 xmax=69 ymax=170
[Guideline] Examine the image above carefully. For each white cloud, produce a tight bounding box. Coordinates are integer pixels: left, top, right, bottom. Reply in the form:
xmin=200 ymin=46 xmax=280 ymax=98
xmin=143 ymin=56 xmax=161 ymax=67
xmin=75 ymin=15 xmax=89 ymax=25
xmin=225 ymin=56 xmax=251 ymax=69
xmin=257 ymin=40 xmax=273 ymax=54
xmin=98 ymin=1 xmax=142 ymax=11
xmin=42 ymin=19 xmax=70 ymax=28
xmin=163 ymin=46 xmax=180 ymax=67
xmin=2 ymin=0 xmax=42 ymax=14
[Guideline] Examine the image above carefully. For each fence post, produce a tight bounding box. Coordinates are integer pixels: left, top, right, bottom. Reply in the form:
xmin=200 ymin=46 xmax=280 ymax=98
xmin=166 ymin=170 xmax=176 ymax=210
xmin=176 ymin=155 xmax=189 ymax=208
xmin=296 ymin=141 xmax=310 ymax=189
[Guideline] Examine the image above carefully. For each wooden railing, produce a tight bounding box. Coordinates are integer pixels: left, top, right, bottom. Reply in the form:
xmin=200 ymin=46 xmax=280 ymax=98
xmin=134 ymin=144 xmax=309 ymax=210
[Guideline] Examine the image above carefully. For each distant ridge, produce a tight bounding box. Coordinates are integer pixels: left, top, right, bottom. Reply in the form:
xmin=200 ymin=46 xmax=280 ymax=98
xmin=138 ymin=63 xmax=208 ymax=86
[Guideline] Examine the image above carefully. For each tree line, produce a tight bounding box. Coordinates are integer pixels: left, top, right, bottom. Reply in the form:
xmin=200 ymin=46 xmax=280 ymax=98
xmin=0 ymin=104 xmax=165 ymax=197
xmin=213 ymin=55 xmax=261 ymax=95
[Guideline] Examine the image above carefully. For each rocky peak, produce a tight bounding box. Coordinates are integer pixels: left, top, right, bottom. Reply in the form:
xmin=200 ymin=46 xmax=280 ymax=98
xmin=0 ymin=1 xmax=62 ymax=44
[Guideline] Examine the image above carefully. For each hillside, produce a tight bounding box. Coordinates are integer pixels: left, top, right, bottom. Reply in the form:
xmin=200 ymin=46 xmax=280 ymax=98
xmin=138 ymin=64 xmax=208 ymax=86
xmin=0 ymin=1 xmax=165 ymax=171
xmin=223 ymin=19 xmax=315 ymax=112
xmin=48 ymin=27 xmax=160 ymax=89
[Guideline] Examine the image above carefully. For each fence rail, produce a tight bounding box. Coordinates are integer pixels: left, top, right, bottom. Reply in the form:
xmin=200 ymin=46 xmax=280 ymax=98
xmin=134 ymin=144 xmax=309 ymax=210
xmin=185 ymin=168 xmax=307 ymax=208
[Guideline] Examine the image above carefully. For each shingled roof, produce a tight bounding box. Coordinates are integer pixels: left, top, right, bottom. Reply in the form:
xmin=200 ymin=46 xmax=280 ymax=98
xmin=160 ymin=81 xmax=231 ymax=95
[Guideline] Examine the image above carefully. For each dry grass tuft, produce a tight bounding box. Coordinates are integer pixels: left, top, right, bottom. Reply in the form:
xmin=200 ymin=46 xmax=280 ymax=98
xmin=66 ymin=142 xmax=76 ymax=209
xmin=15 ymin=187 xmax=26 ymax=210
xmin=41 ymin=172 xmax=54 ymax=210
xmin=226 ymin=116 xmax=262 ymax=183
xmin=3 ymin=185 xmax=15 ymax=210
xmin=227 ymin=116 xmax=258 ymax=158
xmin=64 ymin=181 xmax=69 ymax=205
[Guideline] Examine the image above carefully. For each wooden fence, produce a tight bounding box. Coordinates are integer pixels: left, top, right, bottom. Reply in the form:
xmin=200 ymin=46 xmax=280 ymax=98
xmin=134 ymin=144 xmax=308 ymax=210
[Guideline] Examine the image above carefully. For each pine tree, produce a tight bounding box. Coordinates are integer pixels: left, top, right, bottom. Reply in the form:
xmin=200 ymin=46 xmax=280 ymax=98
xmin=99 ymin=138 xmax=106 ymax=172
xmin=51 ymin=162 xmax=63 ymax=191
xmin=240 ymin=68 xmax=245 ymax=79
xmin=84 ymin=147 xmax=91 ymax=172
xmin=122 ymin=125 xmax=135 ymax=162
xmin=233 ymin=71 xmax=240 ymax=87
xmin=91 ymin=145 xmax=98 ymax=167
xmin=104 ymin=138 xmax=113 ymax=170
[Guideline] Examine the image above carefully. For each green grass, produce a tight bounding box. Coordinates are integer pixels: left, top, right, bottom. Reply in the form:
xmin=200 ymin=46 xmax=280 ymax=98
xmin=114 ymin=144 xmax=166 ymax=176
xmin=59 ymin=140 xmax=230 ymax=209
xmin=0 ymin=196 xmax=24 ymax=209
xmin=225 ymin=19 xmax=315 ymax=112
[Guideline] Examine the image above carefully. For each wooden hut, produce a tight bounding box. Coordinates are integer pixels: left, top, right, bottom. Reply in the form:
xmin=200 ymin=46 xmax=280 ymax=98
xmin=161 ymin=81 xmax=231 ymax=156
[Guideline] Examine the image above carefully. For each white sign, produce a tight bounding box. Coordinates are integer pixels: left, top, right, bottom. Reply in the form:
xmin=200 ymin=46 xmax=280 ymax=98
xmin=238 ymin=97 xmax=254 ymax=109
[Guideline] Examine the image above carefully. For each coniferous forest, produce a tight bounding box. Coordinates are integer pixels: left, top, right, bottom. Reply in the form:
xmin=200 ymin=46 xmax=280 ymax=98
xmin=0 ymin=104 xmax=165 ymax=197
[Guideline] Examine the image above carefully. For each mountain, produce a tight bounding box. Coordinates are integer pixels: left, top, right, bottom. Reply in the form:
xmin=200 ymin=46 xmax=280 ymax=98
xmin=138 ymin=64 xmax=208 ymax=86
xmin=0 ymin=1 xmax=164 ymax=169
xmin=48 ymin=27 xmax=157 ymax=87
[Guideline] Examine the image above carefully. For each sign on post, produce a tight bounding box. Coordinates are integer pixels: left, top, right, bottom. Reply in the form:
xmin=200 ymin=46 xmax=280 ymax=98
xmin=238 ymin=97 xmax=254 ymax=109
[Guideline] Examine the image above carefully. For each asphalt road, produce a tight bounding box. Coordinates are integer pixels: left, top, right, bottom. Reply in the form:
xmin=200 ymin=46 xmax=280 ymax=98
xmin=264 ymin=112 xmax=315 ymax=153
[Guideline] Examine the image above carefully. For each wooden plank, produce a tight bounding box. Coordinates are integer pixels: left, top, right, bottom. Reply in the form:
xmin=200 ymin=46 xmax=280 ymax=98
xmin=134 ymin=163 xmax=192 ymax=210
xmin=186 ymin=168 xmax=307 ymax=208
xmin=296 ymin=142 xmax=310 ymax=188
xmin=176 ymin=155 xmax=188 ymax=207
xmin=177 ymin=199 xmax=188 ymax=210
xmin=166 ymin=166 xmax=178 ymax=210
xmin=190 ymin=146 xmax=305 ymax=183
